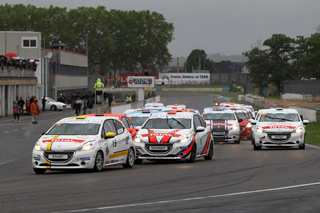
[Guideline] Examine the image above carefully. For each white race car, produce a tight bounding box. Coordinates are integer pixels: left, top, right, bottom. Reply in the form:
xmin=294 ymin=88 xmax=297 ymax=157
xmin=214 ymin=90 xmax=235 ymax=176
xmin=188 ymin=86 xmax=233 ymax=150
xmin=133 ymin=111 xmax=214 ymax=163
xmin=203 ymin=110 xmax=241 ymax=143
xmin=44 ymin=97 xmax=67 ymax=111
xmin=251 ymin=108 xmax=309 ymax=150
xmin=32 ymin=115 xmax=135 ymax=174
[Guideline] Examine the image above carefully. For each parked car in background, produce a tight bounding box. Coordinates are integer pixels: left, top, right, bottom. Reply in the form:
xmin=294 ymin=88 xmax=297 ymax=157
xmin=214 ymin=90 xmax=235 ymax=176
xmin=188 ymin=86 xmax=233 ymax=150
xmin=44 ymin=97 xmax=67 ymax=111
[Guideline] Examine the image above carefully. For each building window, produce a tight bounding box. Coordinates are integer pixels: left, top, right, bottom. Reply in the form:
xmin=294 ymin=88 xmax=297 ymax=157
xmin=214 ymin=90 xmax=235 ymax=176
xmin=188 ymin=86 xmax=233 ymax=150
xmin=22 ymin=37 xmax=37 ymax=48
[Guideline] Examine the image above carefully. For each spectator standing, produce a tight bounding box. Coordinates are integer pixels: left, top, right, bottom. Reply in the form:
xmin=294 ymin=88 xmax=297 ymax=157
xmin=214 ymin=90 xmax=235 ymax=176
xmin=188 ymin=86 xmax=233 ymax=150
xmin=74 ymin=97 xmax=83 ymax=116
xmin=83 ymin=98 xmax=88 ymax=115
xmin=30 ymin=99 xmax=40 ymax=124
xmin=30 ymin=96 xmax=34 ymax=106
xmin=87 ymin=98 xmax=93 ymax=114
xmin=25 ymin=97 xmax=30 ymax=114
xmin=18 ymin=97 xmax=25 ymax=115
xmin=42 ymin=96 xmax=46 ymax=112
xmin=13 ymin=101 xmax=21 ymax=122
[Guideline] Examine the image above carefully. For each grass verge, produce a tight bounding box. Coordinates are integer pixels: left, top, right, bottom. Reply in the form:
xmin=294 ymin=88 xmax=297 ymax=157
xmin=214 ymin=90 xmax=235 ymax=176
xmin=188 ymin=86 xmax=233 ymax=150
xmin=305 ymin=122 xmax=320 ymax=147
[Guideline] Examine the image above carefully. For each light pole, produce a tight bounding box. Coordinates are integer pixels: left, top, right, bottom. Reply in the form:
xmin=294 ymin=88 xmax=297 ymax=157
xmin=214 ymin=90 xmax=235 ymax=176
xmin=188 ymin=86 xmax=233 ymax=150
xmin=4 ymin=23 xmax=8 ymax=54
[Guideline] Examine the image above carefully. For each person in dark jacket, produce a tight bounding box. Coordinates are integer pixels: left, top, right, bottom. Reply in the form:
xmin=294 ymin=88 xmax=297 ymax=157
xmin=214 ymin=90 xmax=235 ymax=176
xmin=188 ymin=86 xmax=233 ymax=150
xmin=42 ymin=96 xmax=46 ymax=111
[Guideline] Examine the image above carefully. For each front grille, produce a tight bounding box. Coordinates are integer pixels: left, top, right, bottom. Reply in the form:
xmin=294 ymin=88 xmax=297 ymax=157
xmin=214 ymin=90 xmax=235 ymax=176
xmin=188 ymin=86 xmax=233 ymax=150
xmin=44 ymin=151 xmax=75 ymax=162
xmin=145 ymin=143 xmax=173 ymax=153
xmin=267 ymin=132 xmax=292 ymax=142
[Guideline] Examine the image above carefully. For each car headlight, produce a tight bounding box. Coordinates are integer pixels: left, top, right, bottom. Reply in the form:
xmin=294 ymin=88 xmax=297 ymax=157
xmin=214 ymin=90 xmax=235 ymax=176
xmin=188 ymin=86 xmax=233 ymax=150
xmin=180 ymin=135 xmax=191 ymax=143
xmin=34 ymin=141 xmax=41 ymax=151
xmin=77 ymin=142 xmax=94 ymax=151
xmin=246 ymin=122 xmax=252 ymax=128
xmin=231 ymin=124 xmax=238 ymax=131
xmin=293 ymin=126 xmax=303 ymax=133
xmin=256 ymin=126 xmax=265 ymax=133
xmin=134 ymin=135 xmax=142 ymax=143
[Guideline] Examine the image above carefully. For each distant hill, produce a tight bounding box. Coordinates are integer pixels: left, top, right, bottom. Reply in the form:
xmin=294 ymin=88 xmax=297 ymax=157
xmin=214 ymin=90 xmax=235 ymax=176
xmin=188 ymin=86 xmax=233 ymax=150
xmin=169 ymin=53 xmax=247 ymax=66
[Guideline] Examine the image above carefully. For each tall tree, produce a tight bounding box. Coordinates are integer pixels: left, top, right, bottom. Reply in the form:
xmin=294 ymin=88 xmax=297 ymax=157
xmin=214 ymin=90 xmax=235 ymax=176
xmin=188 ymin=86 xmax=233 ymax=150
xmin=185 ymin=49 xmax=215 ymax=73
xmin=244 ymin=46 xmax=271 ymax=96
xmin=263 ymin=34 xmax=294 ymax=96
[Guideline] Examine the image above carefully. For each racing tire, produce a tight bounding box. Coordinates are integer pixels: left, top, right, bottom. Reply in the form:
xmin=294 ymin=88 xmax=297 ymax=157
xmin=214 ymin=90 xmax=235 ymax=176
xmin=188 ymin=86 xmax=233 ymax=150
xmin=134 ymin=159 xmax=143 ymax=164
xmin=204 ymin=141 xmax=214 ymax=160
xmin=50 ymin=105 xmax=57 ymax=111
xmin=186 ymin=144 xmax=196 ymax=163
xmin=234 ymin=138 xmax=240 ymax=144
xmin=253 ymin=143 xmax=261 ymax=150
xmin=123 ymin=148 xmax=135 ymax=168
xmin=93 ymin=151 xmax=104 ymax=172
xmin=33 ymin=168 xmax=46 ymax=174
xmin=299 ymin=142 xmax=305 ymax=149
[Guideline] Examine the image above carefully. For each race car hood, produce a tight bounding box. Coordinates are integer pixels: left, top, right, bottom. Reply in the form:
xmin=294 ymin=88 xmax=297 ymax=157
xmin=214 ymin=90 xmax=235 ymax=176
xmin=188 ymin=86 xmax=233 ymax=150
xmin=39 ymin=135 xmax=96 ymax=151
xmin=258 ymin=122 xmax=301 ymax=132
xmin=205 ymin=119 xmax=237 ymax=130
xmin=137 ymin=129 xmax=192 ymax=143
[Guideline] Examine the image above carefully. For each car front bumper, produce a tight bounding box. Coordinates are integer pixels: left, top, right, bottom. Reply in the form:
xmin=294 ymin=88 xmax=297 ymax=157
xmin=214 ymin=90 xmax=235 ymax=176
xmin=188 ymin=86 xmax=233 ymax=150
xmin=253 ymin=131 xmax=305 ymax=148
xmin=32 ymin=149 xmax=97 ymax=170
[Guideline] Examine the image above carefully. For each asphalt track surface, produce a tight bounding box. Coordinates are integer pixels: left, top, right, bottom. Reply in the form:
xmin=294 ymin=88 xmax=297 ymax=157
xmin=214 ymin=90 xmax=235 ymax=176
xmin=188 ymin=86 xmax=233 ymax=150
xmin=0 ymin=93 xmax=319 ymax=213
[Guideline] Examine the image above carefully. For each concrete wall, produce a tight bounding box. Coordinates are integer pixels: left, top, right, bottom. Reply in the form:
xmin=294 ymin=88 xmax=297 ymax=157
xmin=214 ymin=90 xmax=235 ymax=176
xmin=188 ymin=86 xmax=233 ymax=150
xmin=0 ymin=83 xmax=38 ymax=117
xmin=281 ymin=93 xmax=312 ymax=102
xmin=240 ymin=94 xmax=319 ymax=122
xmin=111 ymin=96 xmax=161 ymax=114
xmin=59 ymin=51 xmax=87 ymax=67
xmin=0 ymin=31 xmax=41 ymax=58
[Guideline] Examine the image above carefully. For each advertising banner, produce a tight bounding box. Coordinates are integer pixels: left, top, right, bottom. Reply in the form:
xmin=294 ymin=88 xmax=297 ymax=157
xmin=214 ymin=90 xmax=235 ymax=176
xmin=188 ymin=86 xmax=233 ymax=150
xmin=127 ymin=76 xmax=155 ymax=88
xmin=159 ymin=73 xmax=210 ymax=84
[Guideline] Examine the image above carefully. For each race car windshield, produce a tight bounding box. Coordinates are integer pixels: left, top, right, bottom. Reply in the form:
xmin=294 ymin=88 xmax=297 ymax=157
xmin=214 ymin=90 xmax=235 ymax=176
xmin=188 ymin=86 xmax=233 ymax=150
xmin=130 ymin=117 xmax=148 ymax=126
xmin=235 ymin=111 xmax=249 ymax=119
xmin=142 ymin=118 xmax=191 ymax=129
xmin=46 ymin=123 xmax=100 ymax=135
xmin=259 ymin=113 xmax=300 ymax=122
xmin=203 ymin=113 xmax=236 ymax=120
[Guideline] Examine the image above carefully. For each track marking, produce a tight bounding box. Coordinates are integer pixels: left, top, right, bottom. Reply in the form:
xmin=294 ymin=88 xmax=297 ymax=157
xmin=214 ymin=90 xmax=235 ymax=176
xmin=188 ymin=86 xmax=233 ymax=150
xmin=306 ymin=144 xmax=320 ymax=149
xmin=22 ymin=127 xmax=27 ymax=129
xmin=13 ymin=129 xmax=19 ymax=131
xmin=53 ymin=182 xmax=320 ymax=213
xmin=3 ymin=131 xmax=9 ymax=134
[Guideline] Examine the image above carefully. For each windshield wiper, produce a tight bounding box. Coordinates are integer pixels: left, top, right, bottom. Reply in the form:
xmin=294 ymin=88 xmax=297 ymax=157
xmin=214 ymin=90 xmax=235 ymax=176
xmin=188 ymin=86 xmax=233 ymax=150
xmin=280 ymin=118 xmax=293 ymax=122
xmin=166 ymin=116 xmax=173 ymax=129
xmin=172 ymin=117 xmax=186 ymax=128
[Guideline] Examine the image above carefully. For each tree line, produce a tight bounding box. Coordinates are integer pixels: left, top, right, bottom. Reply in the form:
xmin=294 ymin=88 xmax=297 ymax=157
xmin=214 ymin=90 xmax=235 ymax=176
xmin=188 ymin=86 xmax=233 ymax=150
xmin=0 ymin=4 xmax=174 ymax=76
xmin=244 ymin=29 xmax=320 ymax=96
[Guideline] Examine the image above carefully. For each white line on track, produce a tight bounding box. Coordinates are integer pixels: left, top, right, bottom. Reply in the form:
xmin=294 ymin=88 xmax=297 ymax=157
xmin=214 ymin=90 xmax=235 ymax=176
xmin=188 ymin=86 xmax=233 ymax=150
xmin=306 ymin=144 xmax=320 ymax=149
xmin=53 ymin=182 xmax=320 ymax=213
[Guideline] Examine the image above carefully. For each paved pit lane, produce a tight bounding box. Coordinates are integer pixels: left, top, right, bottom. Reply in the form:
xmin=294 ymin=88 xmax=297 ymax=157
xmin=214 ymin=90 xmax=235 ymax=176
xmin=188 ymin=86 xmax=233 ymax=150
xmin=0 ymin=93 xmax=319 ymax=213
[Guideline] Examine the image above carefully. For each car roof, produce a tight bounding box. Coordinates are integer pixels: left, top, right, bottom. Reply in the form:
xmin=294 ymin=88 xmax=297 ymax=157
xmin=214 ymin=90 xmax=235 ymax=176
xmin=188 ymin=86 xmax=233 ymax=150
xmin=203 ymin=110 xmax=235 ymax=114
xmin=127 ymin=110 xmax=163 ymax=116
xmin=57 ymin=115 xmax=111 ymax=124
xmin=258 ymin=108 xmax=299 ymax=114
xmin=149 ymin=111 xmax=194 ymax=119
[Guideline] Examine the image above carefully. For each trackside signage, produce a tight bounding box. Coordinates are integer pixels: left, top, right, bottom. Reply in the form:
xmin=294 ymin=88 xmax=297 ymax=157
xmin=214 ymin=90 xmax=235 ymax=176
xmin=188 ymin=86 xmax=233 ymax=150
xmin=159 ymin=73 xmax=210 ymax=84
xmin=127 ymin=76 xmax=155 ymax=88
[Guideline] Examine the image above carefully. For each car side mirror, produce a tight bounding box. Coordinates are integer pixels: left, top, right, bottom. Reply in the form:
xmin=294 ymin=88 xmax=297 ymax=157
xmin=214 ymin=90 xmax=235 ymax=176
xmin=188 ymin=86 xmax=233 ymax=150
xmin=196 ymin=126 xmax=205 ymax=132
xmin=303 ymin=120 xmax=309 ymax=125
xmin=300 ymin=115 xmax=304 ymax=121
xmin=104 ymin=132 xmax=116 ymax=139
xmin=250 ymin=120 xmax=257 ymax=125
xmin=42 ymin=132 xmax=45 ymax=135
xmin=238 ymin=119 xmax=243 ymax=123
xmin=127 ymin=128 xmax=133 ymax=133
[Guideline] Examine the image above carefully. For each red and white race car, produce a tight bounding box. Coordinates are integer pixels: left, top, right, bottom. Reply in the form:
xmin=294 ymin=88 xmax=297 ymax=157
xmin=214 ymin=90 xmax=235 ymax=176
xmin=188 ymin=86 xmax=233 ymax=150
xmin=251 ymin=108 xmax=309 ymax=150
xmin=133 ymin=111 xmax=214 ymax=163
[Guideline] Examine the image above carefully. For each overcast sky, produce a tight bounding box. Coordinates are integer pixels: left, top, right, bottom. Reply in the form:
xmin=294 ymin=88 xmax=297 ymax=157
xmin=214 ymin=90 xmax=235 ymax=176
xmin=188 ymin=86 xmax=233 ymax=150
xmin=3 ymin=0 xmax=320 ymax=57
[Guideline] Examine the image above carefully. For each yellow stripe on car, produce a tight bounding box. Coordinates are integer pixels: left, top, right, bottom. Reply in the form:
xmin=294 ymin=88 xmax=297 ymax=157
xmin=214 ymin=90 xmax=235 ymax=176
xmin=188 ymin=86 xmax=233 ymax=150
xmin=46 ymin=160 xmax=50 ymax=169
xmin=46 ymin=142 xmax=52 ymax=151
xmin=109 ymin=150 xmax=129 ymax=159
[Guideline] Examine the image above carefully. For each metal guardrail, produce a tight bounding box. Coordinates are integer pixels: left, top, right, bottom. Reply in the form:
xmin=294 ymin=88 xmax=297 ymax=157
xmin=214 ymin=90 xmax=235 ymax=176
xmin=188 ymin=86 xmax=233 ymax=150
xmin=0 ymin=67 xmax=36 ymax=77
